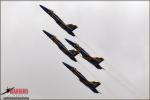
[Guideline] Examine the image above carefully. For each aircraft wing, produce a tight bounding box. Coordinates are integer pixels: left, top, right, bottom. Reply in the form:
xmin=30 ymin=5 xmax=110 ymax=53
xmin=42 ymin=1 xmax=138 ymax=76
xmin=90 ymin=88 xmax=99 ymax=93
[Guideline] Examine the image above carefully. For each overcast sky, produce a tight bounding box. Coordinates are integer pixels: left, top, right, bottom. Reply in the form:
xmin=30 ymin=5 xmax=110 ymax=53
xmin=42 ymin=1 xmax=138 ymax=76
xmin=1 ymin=1 xmax=149 ymax=99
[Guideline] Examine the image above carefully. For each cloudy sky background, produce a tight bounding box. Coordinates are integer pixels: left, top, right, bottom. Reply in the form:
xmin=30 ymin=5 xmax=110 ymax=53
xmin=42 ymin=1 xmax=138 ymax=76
xmin=1 ymin=1 xmax=149 ymax=99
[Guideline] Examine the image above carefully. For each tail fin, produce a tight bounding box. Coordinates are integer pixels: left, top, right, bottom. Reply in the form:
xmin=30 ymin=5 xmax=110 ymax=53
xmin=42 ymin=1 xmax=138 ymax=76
xmin=94 ymin=57 xmax=104 ymax=64
xmin=91 ymin=81 xmax=101 ymax=88
xmin=69 ymin=50 xmax=79 ymax=56
xmin=67 ymin=24 xmax=78 ymax=31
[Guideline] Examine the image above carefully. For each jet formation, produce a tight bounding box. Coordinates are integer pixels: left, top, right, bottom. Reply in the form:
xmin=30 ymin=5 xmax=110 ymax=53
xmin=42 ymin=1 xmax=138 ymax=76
xmin=40 ymin=5 xmax=104 ymax=93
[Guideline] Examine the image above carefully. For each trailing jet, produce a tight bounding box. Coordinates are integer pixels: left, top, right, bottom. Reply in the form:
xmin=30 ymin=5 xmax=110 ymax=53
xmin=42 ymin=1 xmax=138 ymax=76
xmin=1 ymin=87 xmax=15 ymax=95
xmin=65 ymin=39 xmax=104 ymax=69
xmin=42 ymin=30 xmax=79 ymax=62
xmin=40 ymin=5 xmax=77 ymax=36
xmin=63 ymin=62 xmax=101 ymax=93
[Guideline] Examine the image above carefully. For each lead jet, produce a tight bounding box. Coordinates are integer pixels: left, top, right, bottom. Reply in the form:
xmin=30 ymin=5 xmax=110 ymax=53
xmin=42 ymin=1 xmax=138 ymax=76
xmin=40 ymin=5 xmax=77 ymax=36
xmin=42 ymin=30 xmax=79 ymax=62
xmin=1 ymin=87 xmax=15 ymax=95
xmin=63 ymin=62 xmax=101 ymax=93
xmin=65 ymin=39 xmax=104 ymax=69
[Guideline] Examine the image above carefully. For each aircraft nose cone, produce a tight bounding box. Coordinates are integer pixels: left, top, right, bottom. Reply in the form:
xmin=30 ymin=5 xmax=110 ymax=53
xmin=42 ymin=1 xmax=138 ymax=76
xmin=40 ymin=5 xmax=48 ymax=11
xmin=39 ymin=5 xmax=53 ymax=13
xmin=65 ymin=39 xmax=75 ymax=46
xmin=39 ymin=5 xmax=44 ymax=9
xmin=62 ymin=62 xmax=72 ymax=69
xmin=42 ymin=30 xmax=54 ymax=38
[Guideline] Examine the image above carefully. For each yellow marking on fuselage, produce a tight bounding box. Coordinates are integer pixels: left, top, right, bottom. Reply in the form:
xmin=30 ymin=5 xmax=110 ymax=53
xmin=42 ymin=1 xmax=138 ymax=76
xmin=63 ymin=49 xmax=68 ymax=54
xmin=84 ymin=56 xmax=92 ymax=61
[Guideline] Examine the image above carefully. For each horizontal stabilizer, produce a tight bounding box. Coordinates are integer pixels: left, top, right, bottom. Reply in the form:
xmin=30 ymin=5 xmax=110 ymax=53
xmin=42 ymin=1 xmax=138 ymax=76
xmin=94 ymin=57 xmax=104 ymax=64
xmin=91 ymin=81 xmax=101 ymax=88
xmin=69 ymin=50 xmax=79 ymax=56
xmin=67 ymin=24 xmax=78 ymax=31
